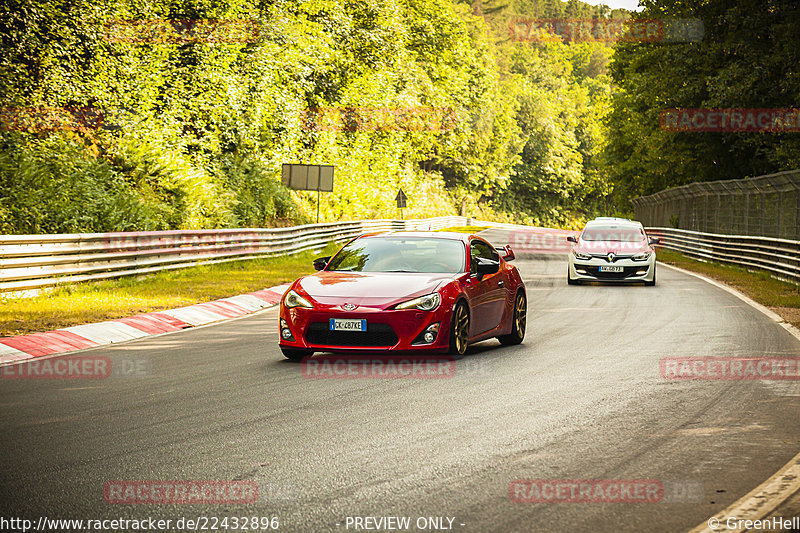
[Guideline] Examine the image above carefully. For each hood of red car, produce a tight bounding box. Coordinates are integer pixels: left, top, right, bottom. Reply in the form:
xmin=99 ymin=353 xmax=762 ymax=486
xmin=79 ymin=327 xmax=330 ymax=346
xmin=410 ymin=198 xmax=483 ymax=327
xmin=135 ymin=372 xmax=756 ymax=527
xmin=575 ymin=240 xmax=650 ymax=255
xmin=295 ymin=271 xmax=454 ymax=303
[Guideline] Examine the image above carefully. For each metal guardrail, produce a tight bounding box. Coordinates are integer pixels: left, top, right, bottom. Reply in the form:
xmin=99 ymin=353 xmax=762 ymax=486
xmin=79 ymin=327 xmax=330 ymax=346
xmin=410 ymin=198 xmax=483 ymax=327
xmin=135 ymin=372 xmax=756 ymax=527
xmin=6 ymin=215 xmax=796 ymax=292
xmin=646 ymin=227 xmax=800 ymax=283
xmin=0 ymin=216 xmax=469 ymax=293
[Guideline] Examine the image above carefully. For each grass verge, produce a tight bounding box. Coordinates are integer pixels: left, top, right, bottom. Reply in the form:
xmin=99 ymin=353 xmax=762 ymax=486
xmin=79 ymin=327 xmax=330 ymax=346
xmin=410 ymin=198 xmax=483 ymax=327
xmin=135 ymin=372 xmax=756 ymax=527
xmin=0 ymin=242 xmax=341 ymax=337
xmin=657 ymin=248 xmax=800 ymax=329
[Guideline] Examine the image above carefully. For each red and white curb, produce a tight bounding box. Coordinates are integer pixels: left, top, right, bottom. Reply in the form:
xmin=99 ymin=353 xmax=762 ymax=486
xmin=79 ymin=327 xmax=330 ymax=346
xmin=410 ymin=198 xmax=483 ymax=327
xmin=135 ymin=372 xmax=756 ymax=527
xmin=0 ymin=284 xmax=290 ymax=364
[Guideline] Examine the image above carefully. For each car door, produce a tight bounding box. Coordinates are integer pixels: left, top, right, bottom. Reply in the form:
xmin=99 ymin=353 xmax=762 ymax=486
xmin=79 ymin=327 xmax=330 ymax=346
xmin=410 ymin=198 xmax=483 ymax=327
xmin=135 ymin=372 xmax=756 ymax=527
xmin=468 ymin=239 xmax=506 ymax=335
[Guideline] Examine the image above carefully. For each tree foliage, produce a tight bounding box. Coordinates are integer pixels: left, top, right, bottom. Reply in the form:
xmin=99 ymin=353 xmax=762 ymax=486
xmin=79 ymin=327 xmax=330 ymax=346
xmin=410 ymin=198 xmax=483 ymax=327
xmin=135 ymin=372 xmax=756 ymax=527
xmin=0 ymin=0 xmax=619 ymax=233
xmin=604 ymin=0 xmax=800 ymax=210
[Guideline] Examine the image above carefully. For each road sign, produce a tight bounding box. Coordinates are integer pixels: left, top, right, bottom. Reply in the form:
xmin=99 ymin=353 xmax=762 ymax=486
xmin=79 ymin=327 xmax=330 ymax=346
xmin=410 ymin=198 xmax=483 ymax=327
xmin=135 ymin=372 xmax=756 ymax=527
xmin=395 ymin=189 xmax=408 ymax=209
xmin=281 ymin=164 xmax=334 ymax=192
xmin=281 ymin=164 xmax=335 ymax=223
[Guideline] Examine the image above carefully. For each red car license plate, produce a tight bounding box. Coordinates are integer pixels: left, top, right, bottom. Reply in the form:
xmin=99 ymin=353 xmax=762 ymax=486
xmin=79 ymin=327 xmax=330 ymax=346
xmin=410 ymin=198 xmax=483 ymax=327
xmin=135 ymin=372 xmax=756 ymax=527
xmin=330 ymin=318 xmax=367 ymax=331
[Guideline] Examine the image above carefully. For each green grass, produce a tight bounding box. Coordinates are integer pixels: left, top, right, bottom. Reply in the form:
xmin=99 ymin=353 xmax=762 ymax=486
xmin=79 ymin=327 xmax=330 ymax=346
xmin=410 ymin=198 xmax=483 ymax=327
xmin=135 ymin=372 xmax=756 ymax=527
xmin=657 ymin=248 xmax=800 ymax=329
xmin=0 ymin=242 xmax=341 ymax=337
xmin=436 ymin=226 xmax=490 ymax=233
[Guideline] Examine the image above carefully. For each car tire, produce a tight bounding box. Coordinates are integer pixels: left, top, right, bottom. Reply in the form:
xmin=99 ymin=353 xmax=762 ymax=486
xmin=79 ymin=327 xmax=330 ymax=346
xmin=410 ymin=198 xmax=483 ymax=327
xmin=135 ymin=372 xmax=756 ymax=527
xmin=498 ymin=290 xmax=526 ymax=346
xmin=645 ymin=267 xmax=656 ymax=286
xmin=448 ymin=302 xmax=469 ymax=359
xmin=281 ymin=347 xmax=313 ymax=361
xmin=567 ymin=271 xmax=581 ymax=285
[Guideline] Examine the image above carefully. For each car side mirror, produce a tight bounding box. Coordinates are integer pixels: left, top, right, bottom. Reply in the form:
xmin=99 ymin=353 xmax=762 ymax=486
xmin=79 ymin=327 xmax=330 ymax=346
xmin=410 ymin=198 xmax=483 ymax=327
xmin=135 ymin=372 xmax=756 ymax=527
xmin=474 ymin=257 xmax=500 ymax=278
xmin=649 ymin=237 xmax=660 ymax=245
xmin=495 ymin=245 xmax=515 ymax=262
xmin=313 ymin=256 xmax=330 ymax=271
xmin=566 ymin=236 xmax=578 ymax=243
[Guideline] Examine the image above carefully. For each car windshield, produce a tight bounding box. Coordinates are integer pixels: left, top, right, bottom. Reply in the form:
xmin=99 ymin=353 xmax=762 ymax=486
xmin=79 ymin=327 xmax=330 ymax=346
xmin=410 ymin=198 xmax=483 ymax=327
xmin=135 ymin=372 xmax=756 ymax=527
xmin=326 ymin=237 xmax=465 ymax=273
xmin=581 ymin=226 xmax=645 ymax=242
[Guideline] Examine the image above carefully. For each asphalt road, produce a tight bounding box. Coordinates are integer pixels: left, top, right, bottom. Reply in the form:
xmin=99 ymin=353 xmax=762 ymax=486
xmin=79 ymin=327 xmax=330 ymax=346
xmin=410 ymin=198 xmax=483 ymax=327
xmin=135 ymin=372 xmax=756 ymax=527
xmin=2 ymin=233 xmax=800 ymax=532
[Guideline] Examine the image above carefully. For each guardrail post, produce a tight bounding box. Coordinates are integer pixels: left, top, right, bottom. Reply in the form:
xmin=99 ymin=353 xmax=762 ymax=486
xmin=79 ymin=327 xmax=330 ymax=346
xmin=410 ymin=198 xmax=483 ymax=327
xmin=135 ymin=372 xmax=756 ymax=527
xmin=744 ymin=193 xmax=749 ymax=235
xmin=656 ymin=200 xmax=663 ymax=227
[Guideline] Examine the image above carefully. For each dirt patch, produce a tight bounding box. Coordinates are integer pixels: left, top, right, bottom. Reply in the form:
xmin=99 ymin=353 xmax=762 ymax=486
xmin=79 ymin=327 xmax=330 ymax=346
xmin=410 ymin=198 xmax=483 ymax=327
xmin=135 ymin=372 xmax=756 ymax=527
xmin=770 ymin=306 xmax=800 ymax=329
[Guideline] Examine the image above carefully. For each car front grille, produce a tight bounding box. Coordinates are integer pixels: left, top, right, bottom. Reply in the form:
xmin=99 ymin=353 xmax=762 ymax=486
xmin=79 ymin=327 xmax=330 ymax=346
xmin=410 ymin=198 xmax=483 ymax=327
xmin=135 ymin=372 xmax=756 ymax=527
xmin=583 ymin=266 xmax=644 ymax=279
xmin=305 ymin=322 xmax=399 ymax=347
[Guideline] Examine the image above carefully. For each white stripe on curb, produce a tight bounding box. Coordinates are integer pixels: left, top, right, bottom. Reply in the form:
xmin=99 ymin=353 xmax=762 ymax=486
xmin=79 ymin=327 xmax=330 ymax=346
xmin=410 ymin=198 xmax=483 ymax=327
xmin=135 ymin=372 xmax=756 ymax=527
xmin=220 ymin=295 xmax=273 ymax=312
xmin=0 ymin=343 xmax=34 ymax=363
xmin=161 ymin=306 xmax=230 ymax=326
xmin=63 ymin=321 xmax=151 ymax=345
xmin=271 ymin=283 xmax=291 ymax=294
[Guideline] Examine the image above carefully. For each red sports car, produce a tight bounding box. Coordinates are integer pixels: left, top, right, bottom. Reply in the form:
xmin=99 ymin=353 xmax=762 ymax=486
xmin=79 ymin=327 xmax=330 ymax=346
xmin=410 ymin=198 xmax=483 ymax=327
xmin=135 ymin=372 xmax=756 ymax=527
xmin=278 ymin=231 xmax=526 ymax=360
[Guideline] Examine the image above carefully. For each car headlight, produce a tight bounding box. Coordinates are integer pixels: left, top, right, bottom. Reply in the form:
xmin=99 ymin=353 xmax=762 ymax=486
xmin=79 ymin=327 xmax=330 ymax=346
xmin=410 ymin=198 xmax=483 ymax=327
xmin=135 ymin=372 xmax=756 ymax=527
xmin=632 ymin=251 xmax=652 ymax=261
xmin=284 ymin=289 xmax=313 ymax=308
xmin=573 ymin=250 xmax=592 ymax=261
xmin=395 ymin=293 xmax=441 ymax=311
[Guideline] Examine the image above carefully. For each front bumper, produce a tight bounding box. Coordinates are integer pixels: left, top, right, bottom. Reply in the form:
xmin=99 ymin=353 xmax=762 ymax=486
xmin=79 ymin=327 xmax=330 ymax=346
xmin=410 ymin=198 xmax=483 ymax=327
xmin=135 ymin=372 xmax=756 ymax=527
xmin=279 ymin=304 xmax=452 ymax=353
xmin=568 ymin=255 xmax=655 ymax=282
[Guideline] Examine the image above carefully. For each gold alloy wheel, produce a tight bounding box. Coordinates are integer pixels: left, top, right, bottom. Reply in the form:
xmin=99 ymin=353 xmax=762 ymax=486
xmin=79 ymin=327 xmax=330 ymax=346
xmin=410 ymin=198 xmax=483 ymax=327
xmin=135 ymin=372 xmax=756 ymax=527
xmin=454 ymin=304 xmax=469 ymax=354
xmin=515 ymin=292 xmax=526 ymax=338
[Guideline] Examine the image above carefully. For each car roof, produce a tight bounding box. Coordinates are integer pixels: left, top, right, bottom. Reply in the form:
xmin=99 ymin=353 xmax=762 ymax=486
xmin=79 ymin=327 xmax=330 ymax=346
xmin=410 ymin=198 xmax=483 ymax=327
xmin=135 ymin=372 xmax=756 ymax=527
xmin=360 ymin=231 xmax=472 ymax=242
xmin=585 ymin=218 xmax=643 ymax=228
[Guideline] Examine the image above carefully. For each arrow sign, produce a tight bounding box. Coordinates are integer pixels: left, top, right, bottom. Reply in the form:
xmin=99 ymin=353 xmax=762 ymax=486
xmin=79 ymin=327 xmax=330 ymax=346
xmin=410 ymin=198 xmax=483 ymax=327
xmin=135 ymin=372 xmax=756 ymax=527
xmin=395 ymin=189 xmax=408 ymax=209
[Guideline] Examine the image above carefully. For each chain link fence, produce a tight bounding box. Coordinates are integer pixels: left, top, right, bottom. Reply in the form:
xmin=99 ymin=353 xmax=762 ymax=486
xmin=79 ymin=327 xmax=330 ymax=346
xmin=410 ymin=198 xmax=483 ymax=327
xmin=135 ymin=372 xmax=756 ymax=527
xmin=631 ymin=170 xmax=800 ymax=240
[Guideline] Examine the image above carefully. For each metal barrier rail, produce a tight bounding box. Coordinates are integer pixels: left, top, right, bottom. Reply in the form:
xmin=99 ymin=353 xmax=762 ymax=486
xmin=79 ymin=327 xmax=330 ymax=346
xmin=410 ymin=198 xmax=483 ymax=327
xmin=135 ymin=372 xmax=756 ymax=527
xmin=0 ymin=216 xmax=468 ymax=293
xmin=646 ymin=227 xmax=800 ymax=283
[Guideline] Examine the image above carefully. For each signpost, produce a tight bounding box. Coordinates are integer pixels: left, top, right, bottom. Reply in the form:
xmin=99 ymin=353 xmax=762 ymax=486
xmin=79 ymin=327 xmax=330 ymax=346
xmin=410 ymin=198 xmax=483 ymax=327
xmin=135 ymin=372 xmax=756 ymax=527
xmin=281 ymin=164 xmax=334 ymax=223
xmin=395 ymin=188 xmax=408 ymax=219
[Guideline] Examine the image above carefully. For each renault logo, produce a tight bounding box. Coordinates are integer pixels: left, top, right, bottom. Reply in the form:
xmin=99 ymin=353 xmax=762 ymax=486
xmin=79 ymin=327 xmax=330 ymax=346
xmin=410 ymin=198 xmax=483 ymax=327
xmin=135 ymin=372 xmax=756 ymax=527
xmin=607 ymin=253 xmax=616 ymax=262
xmin=342 ymin=303 xmax=358 ymax=311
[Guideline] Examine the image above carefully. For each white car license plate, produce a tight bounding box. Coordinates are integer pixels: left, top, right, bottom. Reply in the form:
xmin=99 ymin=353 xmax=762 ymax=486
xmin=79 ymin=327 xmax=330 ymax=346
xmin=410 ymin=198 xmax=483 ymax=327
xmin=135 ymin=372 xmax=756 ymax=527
xmin=330 ymin=318 xmax=367 ymax=331
xmin=599 ymin=266 xmax=623 ymax=273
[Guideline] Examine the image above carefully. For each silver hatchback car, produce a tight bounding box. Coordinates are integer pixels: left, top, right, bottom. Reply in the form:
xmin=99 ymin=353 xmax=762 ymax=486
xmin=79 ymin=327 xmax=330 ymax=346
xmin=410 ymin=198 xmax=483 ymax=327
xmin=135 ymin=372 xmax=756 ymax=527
xmin=567 ymin=218 xmax=659 ymax=286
